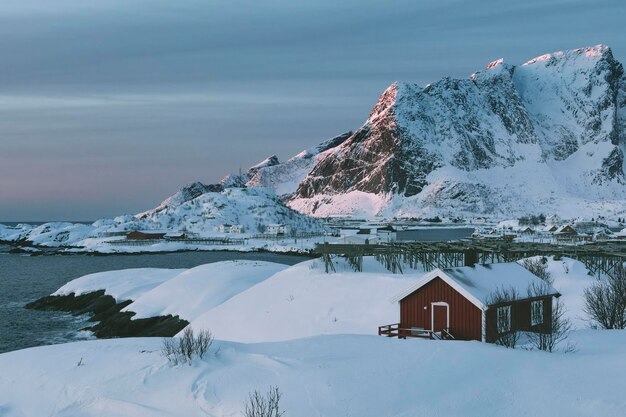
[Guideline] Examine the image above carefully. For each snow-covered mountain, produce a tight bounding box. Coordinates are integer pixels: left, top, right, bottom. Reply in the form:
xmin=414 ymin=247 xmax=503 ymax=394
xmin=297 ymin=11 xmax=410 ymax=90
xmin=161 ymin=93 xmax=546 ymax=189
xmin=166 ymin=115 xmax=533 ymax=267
xmin=137 ymin=182 xmax=224 ymax=218
xmin=0 ymin=187 xmax=325 ymax=248
xmin=133 ymin=186 xmax=324 ymax=235
xmin=282 ymin=45 xmax=626 ymax=218
xmin=221 ymin=132 xmax=352 ymax=195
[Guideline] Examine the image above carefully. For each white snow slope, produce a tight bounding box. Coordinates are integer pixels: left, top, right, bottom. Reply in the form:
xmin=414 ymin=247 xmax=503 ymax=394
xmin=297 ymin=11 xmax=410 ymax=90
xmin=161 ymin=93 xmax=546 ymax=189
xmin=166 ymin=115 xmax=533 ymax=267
xmin=0 ymin=257 xmax=618 ymax=417
xmin=53 ymin=268 xmax=186 ymax=302
xmin=1 ymin=331 xmax=625 ymax=417
xmin=122 ymin=261 xmax=288 ymax=321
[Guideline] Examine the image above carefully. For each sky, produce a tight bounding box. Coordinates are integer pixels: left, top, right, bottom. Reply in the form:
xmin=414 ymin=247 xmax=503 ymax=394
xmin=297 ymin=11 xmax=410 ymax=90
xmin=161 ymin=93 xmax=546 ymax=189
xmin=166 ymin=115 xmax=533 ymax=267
xmin=0 ymin=0 xmax=624 ymax=221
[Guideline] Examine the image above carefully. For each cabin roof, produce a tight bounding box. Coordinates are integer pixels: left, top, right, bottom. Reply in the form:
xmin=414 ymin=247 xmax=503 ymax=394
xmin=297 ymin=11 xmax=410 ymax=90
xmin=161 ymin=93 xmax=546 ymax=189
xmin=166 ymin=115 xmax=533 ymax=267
xmin=555 ymin=225 xmax=576 ymax=234
xmin=393 ymin=262 xmax=560 ymax=309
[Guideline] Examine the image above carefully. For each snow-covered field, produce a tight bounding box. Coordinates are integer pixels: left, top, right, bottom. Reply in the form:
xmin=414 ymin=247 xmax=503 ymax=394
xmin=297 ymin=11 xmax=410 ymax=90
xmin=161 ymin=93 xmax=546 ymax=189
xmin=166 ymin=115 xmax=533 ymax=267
xmin=0 ymin=257 xmax=622 ymax=417
xmin=2 ymin=331 xmax=626 ymax=417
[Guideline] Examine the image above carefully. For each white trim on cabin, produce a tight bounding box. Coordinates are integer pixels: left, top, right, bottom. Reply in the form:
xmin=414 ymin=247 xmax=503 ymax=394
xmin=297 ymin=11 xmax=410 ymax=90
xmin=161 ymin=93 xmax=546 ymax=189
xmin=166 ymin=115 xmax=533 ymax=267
xmin=481 ymin=309 xmax=487 ymax=343
xmin=390 ymin=268 xmax=486 ymax=310
xmin=430 ymin=301 xmax=450 ymax=331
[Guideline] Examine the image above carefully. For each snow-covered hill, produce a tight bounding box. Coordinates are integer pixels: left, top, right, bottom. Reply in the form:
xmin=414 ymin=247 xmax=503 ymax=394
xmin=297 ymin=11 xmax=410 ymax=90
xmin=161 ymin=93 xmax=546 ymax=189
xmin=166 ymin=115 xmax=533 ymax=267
xmin=284 ymin=45 xmax=626 ymax=218
xmin=131 ymin=187 xmax=324 ymax=237
xmin=0 ymin=187 xmax=325 ymax=250
xmin=2 ymin=257 xmax=623 ymax=417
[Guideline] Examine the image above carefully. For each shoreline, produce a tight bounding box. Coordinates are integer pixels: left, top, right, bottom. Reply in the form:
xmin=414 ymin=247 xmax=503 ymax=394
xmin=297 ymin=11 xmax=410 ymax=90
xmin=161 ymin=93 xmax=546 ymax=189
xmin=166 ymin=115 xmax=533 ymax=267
xmin=26 ymin=291 xmax=189 ymax=339
xmin=1 ymin=243 xmax=318 ymax=258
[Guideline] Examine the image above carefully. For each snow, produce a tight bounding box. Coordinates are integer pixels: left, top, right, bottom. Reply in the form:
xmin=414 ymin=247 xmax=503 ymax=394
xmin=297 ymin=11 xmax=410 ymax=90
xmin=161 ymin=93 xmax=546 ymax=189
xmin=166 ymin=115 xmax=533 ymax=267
xmin=2 ymin=331 xmax=626 ymax=417
xmin=532 ymin=256 xmax=598 ymax=329
xmin=121 ymin=261 xmax=288 ymax=321
xmin=0 ymin=187 xmax=327 ymax=252
xmin=1 ymin=254 xmax=622 ymax=416
xmin=393 ymin=262 xmax=560 ymax=308
xmin=182 ymin=259 xmax=420 ymax=342
xmin=53 ymin=268 xmax=186 ymax=302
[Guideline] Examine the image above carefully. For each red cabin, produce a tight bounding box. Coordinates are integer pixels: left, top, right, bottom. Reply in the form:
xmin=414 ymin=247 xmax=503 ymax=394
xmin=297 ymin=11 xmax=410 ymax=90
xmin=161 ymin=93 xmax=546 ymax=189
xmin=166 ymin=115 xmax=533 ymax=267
xmin=379 ymin=262 xmax=560 ymax=343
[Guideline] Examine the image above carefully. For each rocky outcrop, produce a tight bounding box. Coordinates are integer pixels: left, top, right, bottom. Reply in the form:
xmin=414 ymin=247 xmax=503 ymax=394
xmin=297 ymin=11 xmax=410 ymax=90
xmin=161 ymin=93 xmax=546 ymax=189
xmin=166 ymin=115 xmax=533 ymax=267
xmin=26 ymin=291 xmax=188 ymax=338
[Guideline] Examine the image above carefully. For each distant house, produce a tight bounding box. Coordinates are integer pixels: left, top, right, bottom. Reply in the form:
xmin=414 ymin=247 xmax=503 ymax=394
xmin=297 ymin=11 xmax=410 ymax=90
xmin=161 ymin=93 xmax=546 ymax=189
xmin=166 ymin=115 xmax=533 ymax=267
xmin=229 ymin=224 xmax=245 ymax=234
xmin=593 ymin=231 xmax=611 ymax=242
xmin=380 ymin=261 xmax=560 ymax=343
xmin=357 ymin=227 xmax=377 ymax=235
xmin=126 ymin=231 xmax=167 ymax=240
xmin=554 ymin=225 xmax=578 ymax=242
xmin=519 ymin=226 xmax=534 ymax=234
xmin=267 ymin=224 xmax=290 ymax=235
xmin=164 ymin=232 xmax=186 ymax=240
xmin=216 ymin=224 xmax=232 ymax=233
xmin=544 ymin=225 xmax=559 ymax=233
xmin=336 ymin=235 xmax=380 ymax=245
xmin=377 ymin=225 xmax=396 ymax=242
xmin=614 ymin=228 xmax=626 ymax=240
xmin=554 ymin=225 xmax=577 ymax=235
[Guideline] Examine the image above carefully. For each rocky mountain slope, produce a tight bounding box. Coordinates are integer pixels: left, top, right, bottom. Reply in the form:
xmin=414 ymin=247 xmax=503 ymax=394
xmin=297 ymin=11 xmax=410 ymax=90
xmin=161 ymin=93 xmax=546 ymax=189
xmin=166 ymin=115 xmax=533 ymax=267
xmin=283 ymin=45 xmax=626 ymax=218
xmin=221 ymin=131 xmax=352 ymax=195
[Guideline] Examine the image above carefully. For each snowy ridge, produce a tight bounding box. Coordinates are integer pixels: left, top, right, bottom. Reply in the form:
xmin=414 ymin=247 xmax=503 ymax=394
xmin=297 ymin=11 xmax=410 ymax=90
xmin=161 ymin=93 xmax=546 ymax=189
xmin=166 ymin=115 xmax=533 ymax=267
xmin=239 ymin=131 xmax=352 ymax=196
xmin=132 ymin=187 xmax=324 ymax=236
xmin=287 ymin=45 xmax=626 ymax=218
xmin=0 ymin=187 xmax=325 ymax=249
xmin=136 ymin=182 xmax=224 ymax=218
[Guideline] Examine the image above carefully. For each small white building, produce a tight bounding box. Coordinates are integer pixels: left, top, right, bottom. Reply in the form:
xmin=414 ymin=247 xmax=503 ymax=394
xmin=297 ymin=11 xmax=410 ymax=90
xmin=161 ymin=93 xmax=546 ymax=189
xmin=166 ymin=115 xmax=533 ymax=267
xmin=215 ymin=224 xmax=232 ymax=233
xmin=336 ymin=235 xmax=381 ymax=245
xmin=229 ymin=224 xmax=245 ymax=234
xmin=267 ymin=224 xmax=290 ymax=235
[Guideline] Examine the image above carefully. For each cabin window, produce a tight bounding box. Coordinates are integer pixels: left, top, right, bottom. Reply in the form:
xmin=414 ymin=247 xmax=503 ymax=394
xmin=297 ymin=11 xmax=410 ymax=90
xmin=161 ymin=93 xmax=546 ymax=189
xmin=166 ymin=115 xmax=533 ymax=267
xmin=531 ymin=300 xmax=544 ymax=326
xmin=496 ymin=305 xmax=511 ymax=333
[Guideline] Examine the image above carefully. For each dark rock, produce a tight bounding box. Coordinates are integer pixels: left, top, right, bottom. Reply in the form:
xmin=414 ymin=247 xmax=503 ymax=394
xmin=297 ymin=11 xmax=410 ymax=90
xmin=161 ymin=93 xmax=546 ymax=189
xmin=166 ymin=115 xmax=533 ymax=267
xmin=27 ymin=291 xmax=189 ymax=338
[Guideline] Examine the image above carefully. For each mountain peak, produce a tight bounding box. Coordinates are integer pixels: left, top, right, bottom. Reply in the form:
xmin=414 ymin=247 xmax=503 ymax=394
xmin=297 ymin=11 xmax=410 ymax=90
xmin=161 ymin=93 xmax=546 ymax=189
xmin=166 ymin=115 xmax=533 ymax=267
xmin=486 ymin=58 xmax=505 ymax=70
xmin=250 ymin=155 xmax=280 ymax=172
xmin=287 ymin=45 xmax=626 ymax=218
xmin=523 ymin=44 xmax=612 ymax=67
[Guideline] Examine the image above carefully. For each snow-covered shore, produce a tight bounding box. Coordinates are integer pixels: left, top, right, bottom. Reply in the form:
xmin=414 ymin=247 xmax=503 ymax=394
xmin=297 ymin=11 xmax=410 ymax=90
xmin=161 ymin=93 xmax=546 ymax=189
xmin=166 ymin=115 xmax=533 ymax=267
xmin=1 ymin=330 xmax=625 ymax=417
xmin=2 ymin=256 xmax=621 ymax=416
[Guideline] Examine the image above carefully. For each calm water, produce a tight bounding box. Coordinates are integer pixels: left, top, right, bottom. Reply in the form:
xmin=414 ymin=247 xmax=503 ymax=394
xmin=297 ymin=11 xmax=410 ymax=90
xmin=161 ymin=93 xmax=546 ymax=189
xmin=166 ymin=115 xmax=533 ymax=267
xmin=0 ymin=251 xmax=310 ymax=354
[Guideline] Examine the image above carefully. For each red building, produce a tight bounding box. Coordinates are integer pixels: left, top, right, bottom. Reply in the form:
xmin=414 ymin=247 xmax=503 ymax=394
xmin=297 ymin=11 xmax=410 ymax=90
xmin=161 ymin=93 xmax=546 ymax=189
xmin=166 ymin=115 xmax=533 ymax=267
xmin=126 ymin=231 xmax=167 ymax=240
xmin=380 ymin=262 xmax=560 ymax=343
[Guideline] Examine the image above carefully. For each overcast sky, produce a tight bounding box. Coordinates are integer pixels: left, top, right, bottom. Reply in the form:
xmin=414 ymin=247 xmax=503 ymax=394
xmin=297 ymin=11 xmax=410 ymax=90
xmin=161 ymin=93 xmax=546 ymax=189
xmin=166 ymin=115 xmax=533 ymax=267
xmin=0 ymin=0 xmax=624 ymax=221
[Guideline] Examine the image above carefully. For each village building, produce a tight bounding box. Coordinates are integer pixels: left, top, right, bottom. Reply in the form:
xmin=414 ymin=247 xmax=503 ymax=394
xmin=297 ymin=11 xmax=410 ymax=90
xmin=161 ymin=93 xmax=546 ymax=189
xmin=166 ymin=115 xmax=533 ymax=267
xmin=164 ymin=232 xmax=186 ymax=240
xmin=593 ymin=230 xmax=611 ymax=242
xmin=614 ymin=228 xmax=626 ymax=240
xmin=543 ymin=224 xmax=559 ymax=233
xmin=553 ymin=225 xmax=578 ymax=242
xmin=380 ymin=259 xmax=560 ymax=343
xmin=126 ymin=231 xmax=167 ymax=240
xmin=229 ymin=224 xmax=245 ymax=234
xmin=216 ymin=224 xmax=232 ymax=233
xmin=267 ymin=224 xmax=290 ymax=235
xmin=336 ymin=234 xmax=381 ymax=245
xmin=376 ymin=225 xmax=396 ymax=242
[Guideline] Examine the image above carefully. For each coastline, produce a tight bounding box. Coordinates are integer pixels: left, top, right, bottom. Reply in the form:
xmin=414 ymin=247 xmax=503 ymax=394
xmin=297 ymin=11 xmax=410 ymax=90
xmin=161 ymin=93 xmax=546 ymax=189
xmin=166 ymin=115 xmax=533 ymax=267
xmin=26 ymin=291 xmax=189 ymax=338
